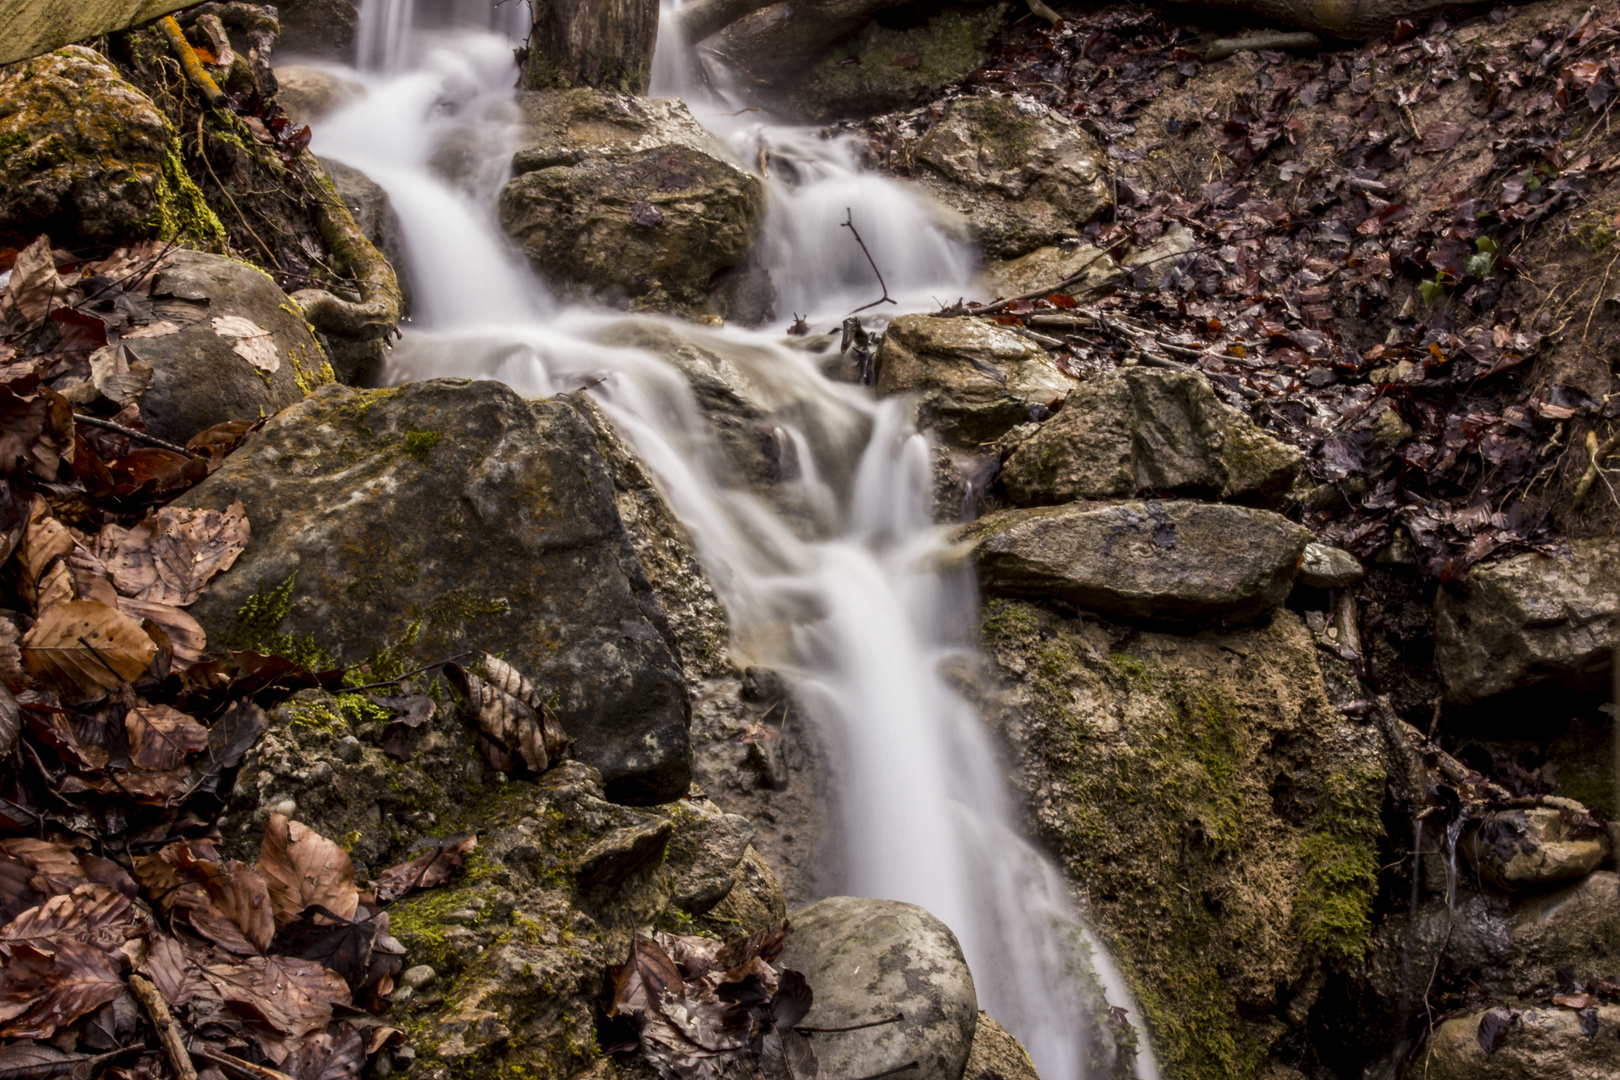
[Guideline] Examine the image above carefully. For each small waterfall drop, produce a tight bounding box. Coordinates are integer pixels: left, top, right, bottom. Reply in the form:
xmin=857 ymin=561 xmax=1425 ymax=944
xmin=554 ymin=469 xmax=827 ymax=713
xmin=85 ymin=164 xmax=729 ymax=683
xmin=321 ymin=4 xmax=1157 ymax=1078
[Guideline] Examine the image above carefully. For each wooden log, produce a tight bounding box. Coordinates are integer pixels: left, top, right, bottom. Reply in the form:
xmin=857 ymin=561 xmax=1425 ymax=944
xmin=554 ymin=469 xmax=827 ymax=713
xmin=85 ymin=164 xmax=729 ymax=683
xmin=0 ymin=0 xmax=196 ymax=66
xmin=526 ymin=0 xmax=661 ymax=94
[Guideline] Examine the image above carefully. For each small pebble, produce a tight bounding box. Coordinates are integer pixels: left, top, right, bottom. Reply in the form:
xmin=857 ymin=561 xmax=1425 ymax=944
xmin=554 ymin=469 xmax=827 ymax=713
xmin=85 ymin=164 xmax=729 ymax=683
xmin=308 ymin=761 xmax=333 ymax=783
xmin=387 ymin=985 xmax=413 ymax=1007
xmin=394 ymin=1047 xmax=416 ymax=1065
xmin=273 ymin=798 xmax=297 ymax=817
xmin=337 ymin=735 xmax=363 ymax=763
xmin=373 ymin=1052 xmax=393 ymax=1077
xmin=400 ymin=965 xmax=437 ymax=990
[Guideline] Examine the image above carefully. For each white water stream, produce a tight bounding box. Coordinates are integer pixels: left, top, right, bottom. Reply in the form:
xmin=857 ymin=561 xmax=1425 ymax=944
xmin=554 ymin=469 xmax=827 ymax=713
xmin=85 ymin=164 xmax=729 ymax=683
xmin=310 ymin=4 xmax=1156 ymax=1077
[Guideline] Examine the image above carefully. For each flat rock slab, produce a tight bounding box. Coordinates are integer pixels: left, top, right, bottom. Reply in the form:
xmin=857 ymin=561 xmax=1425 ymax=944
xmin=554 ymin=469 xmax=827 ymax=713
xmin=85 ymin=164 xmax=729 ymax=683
xmin=1001 ymin=366 xmax=1302 ymax=508
xmin=181 ymin=378 xmax=691 ymax=804
xmin=962 ymin=501 xmax=1310 ymax=625
xmin=778 ymin=896 xmax=978 ymax=1080
xmin=1434 ymin=539 xmax=1620 ymax=706
xmin=876 ymin=314 xmax=1075 ymax=448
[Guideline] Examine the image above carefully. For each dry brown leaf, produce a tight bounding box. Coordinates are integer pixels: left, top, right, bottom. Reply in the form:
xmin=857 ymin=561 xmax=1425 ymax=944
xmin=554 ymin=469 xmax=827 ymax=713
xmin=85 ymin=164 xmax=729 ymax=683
xmin=125 ymin=702 xmax=208 ymax=770
xmin=2 ymin=238 xmax=72 ymax=325
xmin=117 ymin=597 xmax=207 ymax=669
xmin=0 ymin=840 xmax=86 ymax=887
xmin=0 ymin=883 xmax=137 ymax=955
xmin=0 ymin=684 xmax=16 ymax=760
xmin=107 ymin=501 xmax=249 ymax=607
xmin=144 ymin=842 xmax=274 ymax=955
xmin=0 ymin=615 xmax=22 ymax=688
xmin=373 ymin=835 xmax=476 ymax=903
xmin=15 ymin=498 xmax=72 ymax=609
xmin=468 ymin=655 xmax=571 ymax=761
xmin=448 ymin=666 xmax=546 ymax=773
xmin=21 ymin=600 xmax=157 ymax=702
xmin=257 ymin=814 xmax=359 ymax=927
xmin=211 ymin=317 xmax=281 ymax=374
xmin=0 ymin=937 xmax=125 ymax=1039
xmin=200 ymin=953 xmax=351 ymax=1041
xmin=33 ymin=561 xmax=73 ymax=613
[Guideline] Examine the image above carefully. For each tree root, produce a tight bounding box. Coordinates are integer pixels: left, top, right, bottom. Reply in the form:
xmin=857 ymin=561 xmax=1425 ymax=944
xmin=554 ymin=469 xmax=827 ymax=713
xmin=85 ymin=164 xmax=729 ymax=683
xmin=159 ymin=13 xmax=402 ymax=343
xmin=1572 ymin=427 xmax=1620 ymax=509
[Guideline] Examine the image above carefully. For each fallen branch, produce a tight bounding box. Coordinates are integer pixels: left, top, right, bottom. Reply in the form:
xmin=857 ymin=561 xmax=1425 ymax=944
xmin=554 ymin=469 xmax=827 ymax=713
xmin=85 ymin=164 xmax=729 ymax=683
xmin=72 ymin=412 xmax=199 ymax=457
xmin=1204 ymin=31 xmax=1323 ymax=62
xmin=196 ymin=1049 xmax=297 ymax=1080
xmin=1572 ymin=426 xmax=1620 ymax=508
xmin=157 ymin=17 xmax=227 ymax=109
xmin=842 ymin=209 xmax=898 ymax=315
xmin=796 ymin=1012 xmax=903 ymax=1034
xmin=1026 ymin=0 xmax=1063 ymax=24
xmin=129 ymin=974 xmax=197 ymax=1080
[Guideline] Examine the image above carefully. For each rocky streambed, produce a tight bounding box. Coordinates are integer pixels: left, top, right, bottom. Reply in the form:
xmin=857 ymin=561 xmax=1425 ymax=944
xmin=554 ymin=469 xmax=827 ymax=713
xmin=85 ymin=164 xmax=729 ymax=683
xmin=0 ymin=2 xmax=1617 ymax=1080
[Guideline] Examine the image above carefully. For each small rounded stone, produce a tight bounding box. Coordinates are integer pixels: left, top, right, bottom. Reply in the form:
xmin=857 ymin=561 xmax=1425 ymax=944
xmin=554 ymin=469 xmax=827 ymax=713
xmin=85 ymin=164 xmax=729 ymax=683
xmin=400 ymin=965 xmax=437 ymax=990
xmin=337 ymin=735 xmax=363 ymax=762
xmin=273 ymin=798 xmax=297 ymax=817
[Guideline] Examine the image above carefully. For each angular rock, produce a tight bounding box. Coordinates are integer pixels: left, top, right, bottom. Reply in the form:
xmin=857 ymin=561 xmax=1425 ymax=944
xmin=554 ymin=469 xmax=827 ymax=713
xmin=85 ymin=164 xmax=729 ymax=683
xmin=962 ymin=501 xmax=1311 ymax=625
xmin=275 ymin=0 xmax=358 ymax=63
xmin=0 ymin=45 xmax=169 ymax=248
xmin=777 ymin=896 xmax=978 ymax=1080
xmin=182 ymin=378 xmax=692 ymax=804
xmin=1409 ymin=1004 xmax=1620 ymax=1080
xmin=1461 ymin=805 xmax=1610 ymax=891
xmin=980 ymin=242 xmax=1120 ymax=302
xmin=965 ymin=1012 xmax=1043 ymax=1080
xmin=0 ymin=0 xmax=193 ymax=67
xmin=1001 ymin=367 xmax=1302 ymax=508
xmin=664 ymin=797 xmax=754 ymax=913
xmin=707 ymin=844 xmax=788 ymax=928
xmin=1507 ymin=871 xmax=1620 ymax=989
xmin=914 ymin=93 xmax=1111 ymax=259
xmin=875 ymin=314 xmax=1075 ymax=448
xmin=1299 ymin=542 xmax=1364 ymax=589
xmin=1435 ymin=540 xmax=1620 ymax=706
xmin=497 ymin=91 xmax=765 ymax=318
xmin=133 ymin=249 xmax=329 ymax=443
xmin=274 ymin=65 xmax=363 ymax=127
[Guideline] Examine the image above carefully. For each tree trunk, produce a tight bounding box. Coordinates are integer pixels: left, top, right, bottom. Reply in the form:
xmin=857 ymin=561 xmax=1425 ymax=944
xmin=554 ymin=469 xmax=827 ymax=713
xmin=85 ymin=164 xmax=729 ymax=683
xmin=0 ymin=0 xmax=195 ymax=66
xmin=526 ymin=0 xmax=661 ymax=94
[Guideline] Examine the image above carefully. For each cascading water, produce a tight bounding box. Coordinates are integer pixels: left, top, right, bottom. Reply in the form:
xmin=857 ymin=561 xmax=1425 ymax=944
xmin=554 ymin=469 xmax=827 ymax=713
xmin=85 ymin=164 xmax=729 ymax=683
xmin=312 ymin=3 xmax=1157 ymax=1077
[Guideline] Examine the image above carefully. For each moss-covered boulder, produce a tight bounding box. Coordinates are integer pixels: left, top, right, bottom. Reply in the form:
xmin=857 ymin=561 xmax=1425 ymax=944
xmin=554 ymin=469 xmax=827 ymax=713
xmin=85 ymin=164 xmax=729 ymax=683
xmin=976 ymin=600 xmax=1383 ymax=1080
xmin=961 ymin=501 xmax=1310 ymax=626
xmin=1001 ymin=367 xmax=1303 ymax=508
xmin=914 ymin=93 xmax=1112 ymax=259
xmin=0 ymin=45 xmax=174 ymax=247
xmin=785 ymin=5 xmax=1008 ymax=121
xmin=131 ymin=249 xmax=331 ymax=442
xmin=181 ymin=378 xmax=693 ymax=804
xmin=497 ymin=91 xmax=766 ymax=320
xmin=875 ymin=313 xmax=1076 ymax=449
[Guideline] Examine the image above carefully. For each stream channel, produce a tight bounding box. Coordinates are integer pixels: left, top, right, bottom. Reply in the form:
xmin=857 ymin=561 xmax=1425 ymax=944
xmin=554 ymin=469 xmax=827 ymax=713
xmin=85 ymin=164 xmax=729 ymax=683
xmin=311 ymin=3 xmax=1157 ymax=1077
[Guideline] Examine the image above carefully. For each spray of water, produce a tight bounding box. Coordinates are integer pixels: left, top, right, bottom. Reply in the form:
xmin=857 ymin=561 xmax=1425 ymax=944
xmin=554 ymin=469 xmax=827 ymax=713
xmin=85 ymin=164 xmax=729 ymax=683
xmin=316 ymin=4 xmax=1159 ymax=1076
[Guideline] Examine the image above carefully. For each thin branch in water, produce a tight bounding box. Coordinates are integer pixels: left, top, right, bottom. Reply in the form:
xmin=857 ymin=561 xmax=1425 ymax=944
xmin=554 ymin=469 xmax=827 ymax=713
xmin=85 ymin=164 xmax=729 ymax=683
xmin=842 ymin=208 xmax=897 ymax=314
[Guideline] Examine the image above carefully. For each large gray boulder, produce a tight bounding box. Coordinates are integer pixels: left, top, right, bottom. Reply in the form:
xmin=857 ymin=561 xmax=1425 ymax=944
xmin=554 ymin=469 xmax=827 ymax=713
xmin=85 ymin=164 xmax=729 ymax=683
xmin=913 ymin=93 xmax=1112 ymax=259
xmin=777 ymin=897 xmax=979 ymax=1080
xmin=0 ymin=45 xmax=169 ymax=248
xmin=497 ymin=91 xmax=766 ymax=320
xmin=181 ymin=378 xmax=692 ymax=804
xmin=875 ymin=314 xmax=1075 ymax=449
xmin=1434 ymin=540 xmax=1620 ymax=706
xmin=1001 ymin=367 xmax=1302 ymax=508
xmin=962 ymin=501 xmax=1311 ymax=625
xmin=1407 ymin=1003 xmax=1620 ymax=1080
xmin=133 ymin=249 xmax=328 ymax=442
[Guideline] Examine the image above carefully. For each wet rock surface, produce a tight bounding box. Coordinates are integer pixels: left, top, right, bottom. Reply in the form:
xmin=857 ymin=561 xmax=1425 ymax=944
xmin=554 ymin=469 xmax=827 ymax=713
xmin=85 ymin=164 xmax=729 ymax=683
xmin=498 ymin=90 xmax=765 ymax=318
xmin=913 ymin=93 xmax=1112 ymax=258
xmin=875 ymin=314 xmax=1076 ymax=449
xmin=1434 ymin=539 xmax=1620 ymax=706
xmin=1461 ymin=803 xmax=1611 ymax=891
xmin=980 ymin=241 xmax=1121 ymax=301
xmin=182 ymin=378 xmax=692 ymax=804
xmin=963 ymin=500 xmax=1310 ymax=625
xmin=275 ymin=66 xmax=364 ymax=127
xmin=273 ymin=0 xmax=359 ymax=63
xmin=0 ymin=45 xmax=170 ymax=247
xmin=1407 ymin=1003 xmax=1620 ymax=1080
xmin=1001 ymin=367 xmax=1302 ymax=508
xmin=1298 ymin=542 xmax=1364 ymax=589
xmin=777 ymin=896 xmax=979 ymax=1080
xmin=133 ymin=249 xmax=329 ymax=442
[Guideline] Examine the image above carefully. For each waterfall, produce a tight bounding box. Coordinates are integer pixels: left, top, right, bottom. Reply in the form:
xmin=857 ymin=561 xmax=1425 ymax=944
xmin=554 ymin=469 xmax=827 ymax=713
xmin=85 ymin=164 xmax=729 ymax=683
xmin=323 ymin=4 xmax=1158 ymax=1078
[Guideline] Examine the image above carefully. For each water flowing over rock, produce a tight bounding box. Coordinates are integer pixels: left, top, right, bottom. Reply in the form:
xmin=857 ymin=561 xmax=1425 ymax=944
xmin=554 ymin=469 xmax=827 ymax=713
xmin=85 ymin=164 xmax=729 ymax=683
xmin=963 ymin=501 xmax=1310 ymax=625
xmin=133 ymin=249 xmax=329 ymax=442
xmin=497 ymin=91 xmax=766 ymax=318
xmin=1407 ymin=1004 xmax=1620 ymax=1080
xmin=965 ymin=1012 xmax=1044 ymax=1080
xmin=913 ymin=93 xmax=1112 ymax=258
xmin=875 ymin=314 xmax=1075 ymax=448
xmin=181 ymin=378 xmax=693 ymax=804
xmin=977 ymin=600 xmax=1384 ymax=1079
xmin=1434 ymin=539 xmax=1620 ymax=706
xmin=777 ymin=896 xmax=980 ymax=1080
xmin=1001 ymin=367 xmax=1303 ymax=508
xmin=0 ymin=45 xmax=170 ymax=248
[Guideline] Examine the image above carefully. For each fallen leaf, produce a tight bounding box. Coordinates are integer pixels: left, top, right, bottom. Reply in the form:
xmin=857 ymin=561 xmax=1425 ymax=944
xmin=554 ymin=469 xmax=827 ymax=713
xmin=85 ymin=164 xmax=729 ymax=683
xmin=125 ymin=701 xmax=208 ymax=770
xmin=199 ymin=953 xmax=351 ymax=1041
xmin=281 ymin=1027 xmax=365 ymax=1080
xmin=15 ymin=498 xmax=73 ymax=608
xmin=2 ymin=238 xmax=73 ymax=325
xmin=257 ymin=814 xmax=359 ymax=927
xmin=1478 ymin=1006 xmax=1515 ymax=1055
xmin=0 ymin=1043 xmax=96 ymax=1080
xmin=373 ymin=835 xmax=476 ymax=903
xmin=117 ymin=597 xmax=207 ymax=668
xmin=0 ymin=936 xmax=125 ymax=1039
xmin=447 ymin=665 xmax=546 ymax=773
xmin=0 ymin=883 xmax=137 ymax=955
xmin=211 ymin=316 xmax=280 ymax=374
xmin=106 ymin=501 xmax=249 ymax=606
xmin=21 ymin=601 xmax=157 ymax=702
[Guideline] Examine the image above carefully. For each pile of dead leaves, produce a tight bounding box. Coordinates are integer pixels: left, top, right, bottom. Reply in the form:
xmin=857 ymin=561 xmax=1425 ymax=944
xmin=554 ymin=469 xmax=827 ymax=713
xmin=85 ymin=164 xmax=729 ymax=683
xmin=0 ymin=238 xmax=489 ymax=1080
xmin=604 ymin=923 xmax=830 ymax=1080
xmin=868 ymin=2 xmax=1620 ymax=581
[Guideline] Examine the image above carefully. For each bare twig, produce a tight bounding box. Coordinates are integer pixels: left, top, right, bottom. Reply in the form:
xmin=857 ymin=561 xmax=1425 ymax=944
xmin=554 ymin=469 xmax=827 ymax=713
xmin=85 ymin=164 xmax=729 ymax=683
xmin=339 ymin=653 xmax=476 ymax=693
xmin=1572 ymin=426 xmax=1620 ymax=508
xmin=842 ymin=209 xmax=897 ymax=314
xmin=196 ymin=1049 xmax=297 ymax=1080
xmin=129 ymin=974 xmax=198 ymax=1080
xmin=1204 ymin=31 xmax=1323 ymax=63
xmin=796 ymin=1012 xmax=903 ymax=1034
xmin=73 ymin=412 xmax=197 ymax=457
